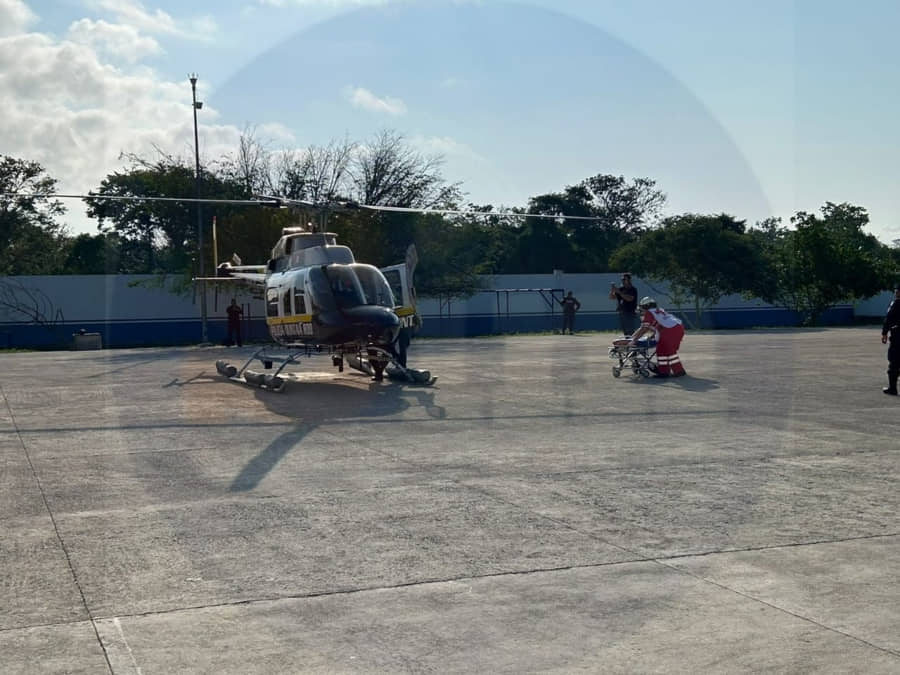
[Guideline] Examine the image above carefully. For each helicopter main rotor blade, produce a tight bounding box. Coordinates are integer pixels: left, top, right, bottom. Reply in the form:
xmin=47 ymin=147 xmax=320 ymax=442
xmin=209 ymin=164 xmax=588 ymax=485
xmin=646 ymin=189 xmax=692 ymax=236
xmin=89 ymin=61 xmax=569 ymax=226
xmin=358 ymin=204 xmax=600 ymax=221
xmin=2 ymin=192 xmax=599 ymax=220
xmin=0 ymin=193 xmax=282 ymax=206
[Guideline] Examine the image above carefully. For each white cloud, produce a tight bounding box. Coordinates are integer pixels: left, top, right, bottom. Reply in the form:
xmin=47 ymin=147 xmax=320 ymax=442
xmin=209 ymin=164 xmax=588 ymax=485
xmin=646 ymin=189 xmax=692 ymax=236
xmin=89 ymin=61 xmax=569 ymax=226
xmin=66 ymin=19 xmax=162 ymax=63
xmin=256 ymin=122 xmax=298 ymax=146
xmin=84 ymin=0 xmax=217 ymax=41
xmin=0 ymin=0 xmax=37 ymax=37
xmin=344 ymin=86 xmax=407 ymax=116
xmin=0 ymin=26 xmax=242 ymax=233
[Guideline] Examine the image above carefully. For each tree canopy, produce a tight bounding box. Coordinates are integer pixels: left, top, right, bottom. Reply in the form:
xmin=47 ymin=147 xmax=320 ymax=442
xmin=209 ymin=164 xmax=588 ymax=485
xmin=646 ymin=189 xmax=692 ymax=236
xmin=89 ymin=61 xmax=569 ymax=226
xmin=85 ymin=151 xmax=291 ymax=275
xmin=518 ymin=175 xmax=666 ymax=272
xmin=748 ymin=203 xmax=896 ymax=324
xmin=609 ymin=213 xmax=765 ymax=327
xmin=0 ymin=156 xmax=68 ymax=275
xmin=3 ymin=139 xmax=899 ymax=328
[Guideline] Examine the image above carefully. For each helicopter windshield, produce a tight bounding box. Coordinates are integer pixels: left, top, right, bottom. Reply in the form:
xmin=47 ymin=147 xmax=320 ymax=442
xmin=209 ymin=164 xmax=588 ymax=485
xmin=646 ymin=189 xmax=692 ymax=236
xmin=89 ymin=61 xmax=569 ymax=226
xmin=319 ymin=264 xmax=396 ymax=310
xmin=325 ymin=266 xmax=366 ymax=310
xmin=352 ymin=264 xmax=396 ymax=309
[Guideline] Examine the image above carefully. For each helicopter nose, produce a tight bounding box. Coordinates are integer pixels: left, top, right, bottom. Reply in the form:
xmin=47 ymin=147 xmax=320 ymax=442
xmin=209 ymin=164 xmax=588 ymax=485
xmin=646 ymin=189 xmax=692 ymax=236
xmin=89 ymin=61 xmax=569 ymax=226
xmin=342 ymin=306 xmax=401 ymax=343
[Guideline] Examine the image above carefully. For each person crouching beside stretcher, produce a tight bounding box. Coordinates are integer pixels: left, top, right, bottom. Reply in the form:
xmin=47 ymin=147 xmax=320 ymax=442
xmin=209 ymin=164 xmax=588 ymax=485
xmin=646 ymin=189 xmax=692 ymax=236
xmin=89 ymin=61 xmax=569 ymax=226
xmin=628 ymin=297 xmax=686 ymax=377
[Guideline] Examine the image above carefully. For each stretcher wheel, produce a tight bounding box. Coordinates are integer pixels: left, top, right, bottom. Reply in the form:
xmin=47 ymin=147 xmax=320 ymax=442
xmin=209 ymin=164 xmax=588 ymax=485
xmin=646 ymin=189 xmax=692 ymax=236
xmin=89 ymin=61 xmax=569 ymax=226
xmin=612 ymin=366 xmax=621 ymax=378
xmin=639 ymin=368 xmax=651 ymax=378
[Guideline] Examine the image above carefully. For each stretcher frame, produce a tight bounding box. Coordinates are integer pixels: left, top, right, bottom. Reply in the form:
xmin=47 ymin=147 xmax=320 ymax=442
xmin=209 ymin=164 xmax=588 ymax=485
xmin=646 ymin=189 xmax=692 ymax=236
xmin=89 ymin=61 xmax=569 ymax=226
xmin=608 ymin=338 xmax=657 ymax=378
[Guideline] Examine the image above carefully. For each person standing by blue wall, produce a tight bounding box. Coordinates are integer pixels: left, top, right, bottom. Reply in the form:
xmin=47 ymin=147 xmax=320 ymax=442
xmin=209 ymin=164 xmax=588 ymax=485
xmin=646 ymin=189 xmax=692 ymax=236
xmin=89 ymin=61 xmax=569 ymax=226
xmin=609 ymin=273 xmax=638 ymax=336
xmin=225 ymin=298 xmax=243 ymax=347
xmin=559 ymin=291 xmax=581 ymax=335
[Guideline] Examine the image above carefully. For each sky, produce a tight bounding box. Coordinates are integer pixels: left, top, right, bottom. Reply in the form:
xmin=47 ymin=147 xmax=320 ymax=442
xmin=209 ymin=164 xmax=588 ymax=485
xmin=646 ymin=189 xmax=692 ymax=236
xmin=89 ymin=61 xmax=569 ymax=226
xmin=2 ymin=0 xmax=899 ymax=244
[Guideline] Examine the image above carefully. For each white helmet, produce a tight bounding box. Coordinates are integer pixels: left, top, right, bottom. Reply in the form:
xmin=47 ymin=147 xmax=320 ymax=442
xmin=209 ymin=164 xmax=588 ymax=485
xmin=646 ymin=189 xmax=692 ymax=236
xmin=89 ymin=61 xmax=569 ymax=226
xmin=639 ymin=296 xmax=657 ymax=309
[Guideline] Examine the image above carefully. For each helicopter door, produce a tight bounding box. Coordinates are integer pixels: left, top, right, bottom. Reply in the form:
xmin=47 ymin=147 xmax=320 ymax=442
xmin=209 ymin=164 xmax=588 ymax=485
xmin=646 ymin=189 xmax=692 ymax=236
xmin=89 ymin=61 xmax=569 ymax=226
xmin=380 ymin=263 xmax=418 ymax=329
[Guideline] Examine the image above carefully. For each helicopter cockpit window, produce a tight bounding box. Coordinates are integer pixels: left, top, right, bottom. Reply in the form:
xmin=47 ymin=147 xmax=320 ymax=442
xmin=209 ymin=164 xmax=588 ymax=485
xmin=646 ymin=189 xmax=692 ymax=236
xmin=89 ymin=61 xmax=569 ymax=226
xmin=382 ymin=269 xmax=403 ymax=308
xmin=294 ymin=288 xmax=306 ymax=315
xmin=307 ymin=267 xmax=337 ymax=312
xmin=326 ymin=266 xmax=366 ymax=310
xmin=266 ymin=287 xmax=279 ymax=317
xmin=353 ymin=264 xmax=396 ymax=308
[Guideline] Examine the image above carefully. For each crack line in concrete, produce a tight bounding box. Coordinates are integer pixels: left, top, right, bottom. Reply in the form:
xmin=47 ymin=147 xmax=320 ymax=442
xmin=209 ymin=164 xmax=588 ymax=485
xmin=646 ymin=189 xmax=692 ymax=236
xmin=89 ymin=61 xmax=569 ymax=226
xmin=2 ymin=531 xmax=898 ymax=662
xmin=653 ymin=554 xmax=900 ymax=659
xmin=0 ymin=385 xmax=116 ymax=675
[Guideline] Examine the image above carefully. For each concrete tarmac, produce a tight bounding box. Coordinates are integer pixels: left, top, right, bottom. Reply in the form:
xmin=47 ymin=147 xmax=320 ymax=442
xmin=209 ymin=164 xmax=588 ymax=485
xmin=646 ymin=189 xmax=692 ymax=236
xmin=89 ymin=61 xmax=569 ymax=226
xmin=1 ymin=328 xmax=899 ymax=673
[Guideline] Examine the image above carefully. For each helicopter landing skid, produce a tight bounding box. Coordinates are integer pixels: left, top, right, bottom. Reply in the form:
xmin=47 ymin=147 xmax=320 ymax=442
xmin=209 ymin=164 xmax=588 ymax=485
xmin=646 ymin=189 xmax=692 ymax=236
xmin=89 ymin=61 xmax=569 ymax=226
xmin=215 ymin=344 xmax=435 ymax=391
xmin=216 ymin=346 xmax=308 ymax=392
xmin=345 ymin=347 xmax=436 ymax=386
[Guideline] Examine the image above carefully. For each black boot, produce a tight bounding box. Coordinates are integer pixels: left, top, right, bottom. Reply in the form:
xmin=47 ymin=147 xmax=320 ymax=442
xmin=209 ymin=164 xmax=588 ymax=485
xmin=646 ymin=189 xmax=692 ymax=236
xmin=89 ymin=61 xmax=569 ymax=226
xmin=884 ymin=372 xmax=898 ymax=396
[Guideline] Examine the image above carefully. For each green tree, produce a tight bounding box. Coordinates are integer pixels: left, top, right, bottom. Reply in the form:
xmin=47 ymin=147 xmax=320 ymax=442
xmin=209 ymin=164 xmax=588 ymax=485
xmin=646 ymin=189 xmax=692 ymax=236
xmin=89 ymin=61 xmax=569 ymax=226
xmin=0 ymin=156 xmax=69 ymax=274
xmin=87 ymin=153 xmax=200 ymax=272
xmin=211 ymin=208 xmax=294 ymax=270
xmin=610 ymin=213 xmax=765 ymax=328
xmin=447 ymin=206 xmax=523 ymax=277
xmin=62 ymin=233 xmax=123 ymax=274
xmin=749 ymin=203 xmax=895 ymax=325
xmin=87 ymin=151 xmax=285 ymax=275
xmin=518 ymin=174 xmax=666 ymax=272
xmin=506 ymin=215 xmax=575 ymax=274
xmin=408 ymin=214 xmax=486 ymax=298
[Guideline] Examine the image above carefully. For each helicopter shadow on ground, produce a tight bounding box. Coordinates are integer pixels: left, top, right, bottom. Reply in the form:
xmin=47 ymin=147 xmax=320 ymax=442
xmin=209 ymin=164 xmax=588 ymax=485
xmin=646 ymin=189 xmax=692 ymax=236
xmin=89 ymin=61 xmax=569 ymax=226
xmin=228 ymin=372 xmax=445 ymax=492
xmin=85 ymin=351 xmax=183 ymax=379
xmin=162 ymin=372 xmax=222 ymax=388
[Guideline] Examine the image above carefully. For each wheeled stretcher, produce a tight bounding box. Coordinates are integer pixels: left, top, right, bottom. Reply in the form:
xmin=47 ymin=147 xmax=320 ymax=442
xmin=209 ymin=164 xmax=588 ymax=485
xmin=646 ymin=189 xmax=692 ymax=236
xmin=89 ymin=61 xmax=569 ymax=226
xmin=608 ymin=338 xmax=657 ymax=378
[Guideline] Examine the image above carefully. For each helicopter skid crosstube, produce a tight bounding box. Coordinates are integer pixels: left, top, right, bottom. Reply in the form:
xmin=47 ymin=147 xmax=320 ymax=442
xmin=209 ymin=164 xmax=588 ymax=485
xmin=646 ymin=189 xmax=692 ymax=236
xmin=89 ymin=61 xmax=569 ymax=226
xmin=215 ymin=344 xmax=435 ymax=392
xmin=216 ymin=347 xmax=301 ymax=392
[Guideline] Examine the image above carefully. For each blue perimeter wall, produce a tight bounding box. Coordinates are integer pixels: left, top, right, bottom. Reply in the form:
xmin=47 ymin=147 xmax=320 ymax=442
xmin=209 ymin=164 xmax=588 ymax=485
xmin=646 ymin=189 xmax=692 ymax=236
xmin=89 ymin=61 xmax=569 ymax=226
xmin=415 ymin=306 xmax=855 ymax=339
xmin=0 ymin=273 xmax=887 ymax=349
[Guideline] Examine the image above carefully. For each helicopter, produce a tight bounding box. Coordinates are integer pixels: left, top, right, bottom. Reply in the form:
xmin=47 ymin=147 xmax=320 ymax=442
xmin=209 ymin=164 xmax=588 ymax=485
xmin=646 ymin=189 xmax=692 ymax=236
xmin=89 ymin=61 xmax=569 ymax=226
xmin=195 ymin=198 xmax=432 ymax=390
xmin=2 ymin=190 xmax=599 ymax=391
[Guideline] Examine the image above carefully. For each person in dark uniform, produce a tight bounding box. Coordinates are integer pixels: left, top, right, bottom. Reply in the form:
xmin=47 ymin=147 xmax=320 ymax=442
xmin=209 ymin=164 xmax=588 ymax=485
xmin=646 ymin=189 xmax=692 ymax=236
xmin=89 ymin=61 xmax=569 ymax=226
xmin=881 ymin=283 xmax=900 ymax=395
xmin=609 ymin=273 xmax=639 ymax=336
xmin=395 ymin=320 xmax=413 ymax=367
xmin=225 ymin=298 xmax=243 ymax=347
xmin=559 ymin=291 xmax=581 ymax=335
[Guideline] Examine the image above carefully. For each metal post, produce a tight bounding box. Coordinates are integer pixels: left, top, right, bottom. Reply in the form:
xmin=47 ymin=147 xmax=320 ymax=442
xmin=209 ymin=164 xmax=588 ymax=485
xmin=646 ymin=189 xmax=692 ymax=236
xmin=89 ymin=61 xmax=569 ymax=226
xmin=212 ymin=216 xmax=218 ymax=270
xmin=190 ymin=73 xmax=208 ymax=343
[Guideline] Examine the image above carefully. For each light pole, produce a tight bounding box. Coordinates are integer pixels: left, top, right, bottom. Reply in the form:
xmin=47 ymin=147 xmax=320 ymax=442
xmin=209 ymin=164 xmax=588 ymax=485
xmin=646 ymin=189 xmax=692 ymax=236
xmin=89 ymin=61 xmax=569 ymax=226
xmin=190 ymin=73 xmax=208 ymax=343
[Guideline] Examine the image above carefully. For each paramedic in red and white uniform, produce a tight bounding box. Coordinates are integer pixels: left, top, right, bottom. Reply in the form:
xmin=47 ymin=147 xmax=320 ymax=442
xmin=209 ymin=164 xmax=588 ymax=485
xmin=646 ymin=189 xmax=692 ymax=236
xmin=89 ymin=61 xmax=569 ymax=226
xmin=628 ymin=297 xmax=686 ymax=377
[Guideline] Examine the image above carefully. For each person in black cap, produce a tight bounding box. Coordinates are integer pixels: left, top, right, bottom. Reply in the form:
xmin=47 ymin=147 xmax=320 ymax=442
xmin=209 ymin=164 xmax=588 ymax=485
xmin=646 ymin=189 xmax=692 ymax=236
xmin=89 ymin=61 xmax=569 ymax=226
xmin=881 ymin=283 xmax=900 ymax=395
xmin=609 ymin=273 xmax=638 ymax=336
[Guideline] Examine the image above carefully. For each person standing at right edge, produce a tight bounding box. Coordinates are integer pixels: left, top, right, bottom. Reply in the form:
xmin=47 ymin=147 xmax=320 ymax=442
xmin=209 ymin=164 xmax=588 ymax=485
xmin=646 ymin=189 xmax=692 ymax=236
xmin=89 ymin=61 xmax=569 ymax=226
xmin=881 ymin=283 xmax=900 ymax=395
